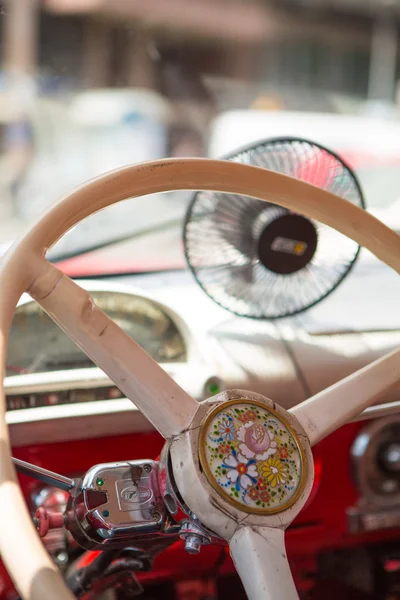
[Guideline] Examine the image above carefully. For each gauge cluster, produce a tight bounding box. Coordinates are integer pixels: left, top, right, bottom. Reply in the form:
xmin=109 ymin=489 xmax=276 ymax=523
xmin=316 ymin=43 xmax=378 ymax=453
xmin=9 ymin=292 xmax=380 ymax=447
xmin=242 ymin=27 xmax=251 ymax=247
xmin=6 ymin=289 xmax=186 ymax=384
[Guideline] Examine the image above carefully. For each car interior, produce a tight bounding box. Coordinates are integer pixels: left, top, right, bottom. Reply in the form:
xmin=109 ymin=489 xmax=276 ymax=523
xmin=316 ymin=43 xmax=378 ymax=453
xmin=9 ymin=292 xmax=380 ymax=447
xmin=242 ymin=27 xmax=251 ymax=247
xmin=1 ymin=2 xmax=400 ymax=600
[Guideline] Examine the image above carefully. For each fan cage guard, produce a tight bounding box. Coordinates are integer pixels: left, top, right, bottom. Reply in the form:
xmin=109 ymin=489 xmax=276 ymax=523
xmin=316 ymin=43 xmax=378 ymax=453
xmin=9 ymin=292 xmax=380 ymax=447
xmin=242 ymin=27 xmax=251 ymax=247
xmin=183 ymin=137 xmax=366 ymax=320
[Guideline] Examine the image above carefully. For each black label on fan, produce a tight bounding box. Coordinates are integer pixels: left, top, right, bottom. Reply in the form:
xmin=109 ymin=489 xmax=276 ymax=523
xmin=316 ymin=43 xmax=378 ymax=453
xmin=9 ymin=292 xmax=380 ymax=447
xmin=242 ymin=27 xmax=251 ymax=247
xmin=258 ymin=214 xmax=317 ymax=275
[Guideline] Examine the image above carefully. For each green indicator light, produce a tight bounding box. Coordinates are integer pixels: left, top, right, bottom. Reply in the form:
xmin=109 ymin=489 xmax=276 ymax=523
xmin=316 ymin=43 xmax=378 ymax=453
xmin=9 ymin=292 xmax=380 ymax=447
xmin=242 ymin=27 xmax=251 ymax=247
xmin=96 ymin=478 xmax=105 ymax=487
xmin=209 ymin=382 xmax=220 ymax=396
xmin=102 ymin=509 xmax=110 ymax=518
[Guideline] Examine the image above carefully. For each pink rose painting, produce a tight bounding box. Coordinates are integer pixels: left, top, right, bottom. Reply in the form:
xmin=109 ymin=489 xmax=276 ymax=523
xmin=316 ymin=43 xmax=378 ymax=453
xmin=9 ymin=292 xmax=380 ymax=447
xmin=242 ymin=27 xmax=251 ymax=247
xmin=237 ymin=421 xmax=277 ymax=460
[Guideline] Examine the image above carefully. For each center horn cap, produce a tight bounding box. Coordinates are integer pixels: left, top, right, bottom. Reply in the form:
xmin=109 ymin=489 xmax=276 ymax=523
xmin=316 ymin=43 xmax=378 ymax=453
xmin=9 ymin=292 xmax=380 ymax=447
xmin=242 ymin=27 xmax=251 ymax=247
xmin=199 ymin=399 xmax=306 ymax=515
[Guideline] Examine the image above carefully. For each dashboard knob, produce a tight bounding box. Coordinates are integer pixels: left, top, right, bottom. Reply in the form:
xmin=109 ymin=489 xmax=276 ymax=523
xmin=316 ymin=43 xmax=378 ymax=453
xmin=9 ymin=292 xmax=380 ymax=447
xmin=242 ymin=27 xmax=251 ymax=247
xmin=379 ymin=443 xmax=400 ymax=473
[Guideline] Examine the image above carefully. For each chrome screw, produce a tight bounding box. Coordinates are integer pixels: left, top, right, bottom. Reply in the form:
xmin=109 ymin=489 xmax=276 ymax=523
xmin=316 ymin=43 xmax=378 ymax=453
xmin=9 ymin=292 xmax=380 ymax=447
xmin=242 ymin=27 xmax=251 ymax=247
xmin=179 ymin=519 xmax=211 ymax=555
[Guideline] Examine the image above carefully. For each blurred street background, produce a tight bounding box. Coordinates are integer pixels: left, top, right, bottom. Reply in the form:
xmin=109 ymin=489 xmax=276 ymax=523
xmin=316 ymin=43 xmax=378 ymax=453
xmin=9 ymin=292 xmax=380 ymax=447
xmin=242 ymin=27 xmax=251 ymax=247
xmin=1 ymin=0 xmax=400 ymax=253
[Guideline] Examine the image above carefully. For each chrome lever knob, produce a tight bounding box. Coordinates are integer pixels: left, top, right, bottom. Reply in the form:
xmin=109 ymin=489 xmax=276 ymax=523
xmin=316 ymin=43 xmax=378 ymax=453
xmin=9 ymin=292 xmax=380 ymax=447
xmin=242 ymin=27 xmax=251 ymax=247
xmin=34 ymin=507 xmax=65 ymax=538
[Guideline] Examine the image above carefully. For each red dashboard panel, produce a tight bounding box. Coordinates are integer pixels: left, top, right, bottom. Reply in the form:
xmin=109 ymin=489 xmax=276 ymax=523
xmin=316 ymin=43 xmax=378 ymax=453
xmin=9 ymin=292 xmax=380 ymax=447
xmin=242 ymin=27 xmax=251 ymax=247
xmin=1 ymin=420 xmax=398 ymax=597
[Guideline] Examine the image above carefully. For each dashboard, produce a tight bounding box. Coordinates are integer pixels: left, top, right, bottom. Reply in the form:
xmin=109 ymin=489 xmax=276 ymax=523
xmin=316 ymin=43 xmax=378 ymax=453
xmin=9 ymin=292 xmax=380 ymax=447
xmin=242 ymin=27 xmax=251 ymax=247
xmin=2 ymin=257 xmax=400 ymax=598
xmin=4 ymin=258 xmax=400 ymax=448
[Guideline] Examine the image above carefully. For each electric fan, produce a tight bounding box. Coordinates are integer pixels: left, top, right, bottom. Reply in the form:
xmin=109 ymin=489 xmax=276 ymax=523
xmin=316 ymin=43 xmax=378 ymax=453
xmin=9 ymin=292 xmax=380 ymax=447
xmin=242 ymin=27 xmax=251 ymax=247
xmin=183 ymin=137 xmax=365 ymax=319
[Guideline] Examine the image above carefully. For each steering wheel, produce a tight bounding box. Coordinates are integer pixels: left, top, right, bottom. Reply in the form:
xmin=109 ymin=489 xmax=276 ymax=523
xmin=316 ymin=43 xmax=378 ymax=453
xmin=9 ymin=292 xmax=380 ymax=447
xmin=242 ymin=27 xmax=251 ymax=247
xmin=0 ymin=159 xmax=399 ymax=600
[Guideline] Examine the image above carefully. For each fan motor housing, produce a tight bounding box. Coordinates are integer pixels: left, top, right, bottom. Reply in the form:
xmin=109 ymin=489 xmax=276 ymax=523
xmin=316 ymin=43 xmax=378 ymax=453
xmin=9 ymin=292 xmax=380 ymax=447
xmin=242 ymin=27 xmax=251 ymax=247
xmin=258 ymin=213 xmax=318 ymax=275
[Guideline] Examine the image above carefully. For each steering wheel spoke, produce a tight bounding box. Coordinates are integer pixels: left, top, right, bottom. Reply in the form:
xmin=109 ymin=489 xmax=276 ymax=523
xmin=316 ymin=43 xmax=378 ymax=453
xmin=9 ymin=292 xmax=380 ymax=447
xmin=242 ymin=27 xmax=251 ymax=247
xmin=229 ymin=526 xmax=298 ymax=600
xmin=291 ymin=348 xmax=400 ymax=446
xmin=27 ymin=258 xmax=199 ymax=439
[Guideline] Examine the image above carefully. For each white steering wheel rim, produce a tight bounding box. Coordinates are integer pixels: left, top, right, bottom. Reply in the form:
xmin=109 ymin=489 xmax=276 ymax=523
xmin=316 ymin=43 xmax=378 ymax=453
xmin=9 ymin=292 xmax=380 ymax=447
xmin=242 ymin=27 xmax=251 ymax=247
xmin=0 ymin=158 xmax=399 ymax=600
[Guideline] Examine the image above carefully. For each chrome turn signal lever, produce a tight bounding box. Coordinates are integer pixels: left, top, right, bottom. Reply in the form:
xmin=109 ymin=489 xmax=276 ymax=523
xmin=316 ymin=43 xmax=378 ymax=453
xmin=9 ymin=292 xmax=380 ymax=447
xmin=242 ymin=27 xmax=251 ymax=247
xmin=14 ymin=454 xmax=218 ymax=556
xmin=65 ymin=459 xmax=179 ymax=550
xmin=14 ymin=456 xmax=180 ymax=552
xmin=13 ymin=457 xmax=75 ymax=492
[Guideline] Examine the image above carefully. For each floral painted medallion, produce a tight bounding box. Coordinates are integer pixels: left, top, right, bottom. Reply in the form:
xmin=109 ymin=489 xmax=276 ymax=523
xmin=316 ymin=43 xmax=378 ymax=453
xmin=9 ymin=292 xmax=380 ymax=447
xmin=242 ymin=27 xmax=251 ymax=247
xmin=199 ymin=400 xmax=305 ymax=515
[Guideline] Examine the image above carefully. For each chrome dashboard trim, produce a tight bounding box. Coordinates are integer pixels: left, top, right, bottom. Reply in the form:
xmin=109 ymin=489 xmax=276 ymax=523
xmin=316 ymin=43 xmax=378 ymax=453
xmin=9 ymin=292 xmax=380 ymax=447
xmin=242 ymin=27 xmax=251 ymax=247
xmin=7 ymin=399 xmax=154 ymax=447
xmin=5 ymin=364 xmax=190 ymax=395
xmin=5 ymin=367 xmax=112 ymax=394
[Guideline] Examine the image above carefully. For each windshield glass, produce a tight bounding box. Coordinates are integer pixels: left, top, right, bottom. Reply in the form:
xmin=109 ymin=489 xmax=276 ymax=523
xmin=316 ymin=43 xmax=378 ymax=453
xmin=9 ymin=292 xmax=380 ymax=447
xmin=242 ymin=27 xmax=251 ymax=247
xmin=1 ymin=2 xmax=400 ymax=270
